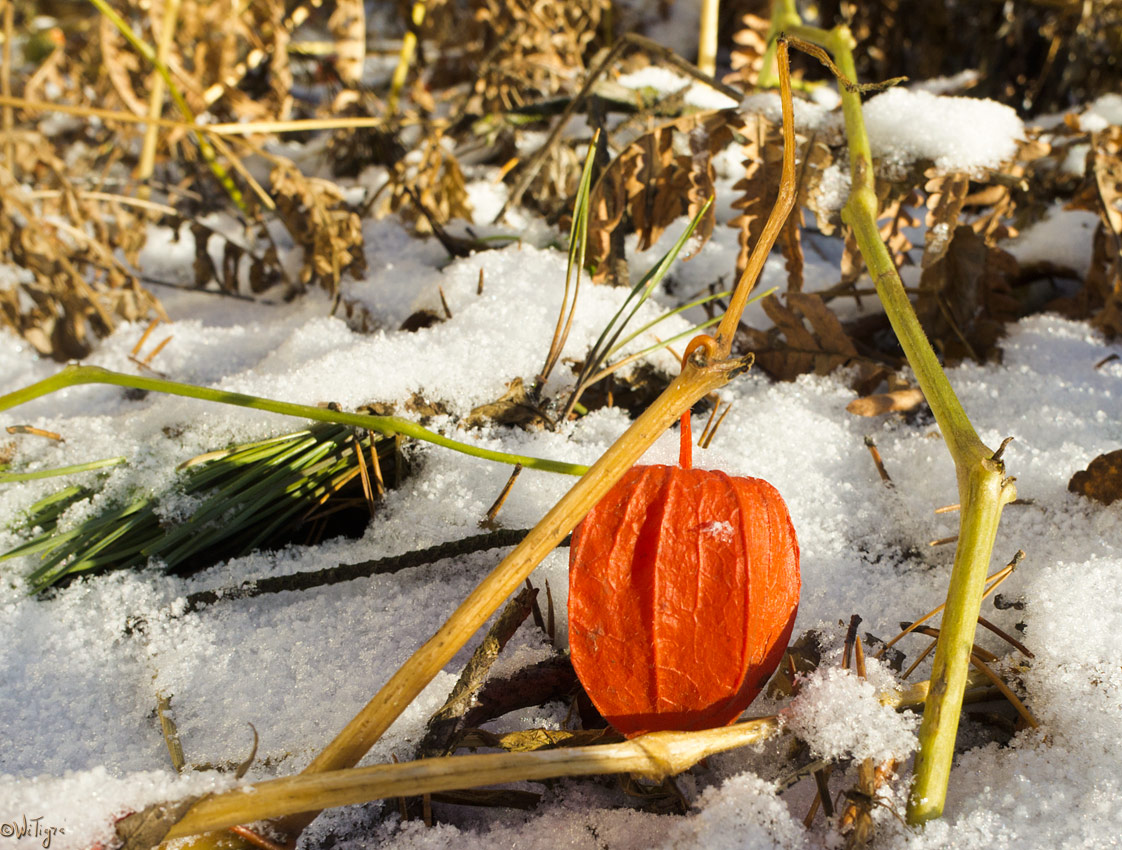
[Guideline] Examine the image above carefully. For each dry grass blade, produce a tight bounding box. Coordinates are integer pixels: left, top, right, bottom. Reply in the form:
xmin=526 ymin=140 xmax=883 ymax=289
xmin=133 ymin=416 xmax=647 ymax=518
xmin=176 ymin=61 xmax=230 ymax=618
xmin=968 ymin=654 xmax=1039 ymax=729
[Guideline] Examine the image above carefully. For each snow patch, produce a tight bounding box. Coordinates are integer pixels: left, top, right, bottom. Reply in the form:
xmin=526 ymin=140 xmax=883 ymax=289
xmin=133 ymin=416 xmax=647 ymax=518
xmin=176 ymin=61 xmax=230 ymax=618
xmin=863 ymin=88 xmax=1024 ymax=172
xmin=782 ymin=664 xmax=918 ymax=764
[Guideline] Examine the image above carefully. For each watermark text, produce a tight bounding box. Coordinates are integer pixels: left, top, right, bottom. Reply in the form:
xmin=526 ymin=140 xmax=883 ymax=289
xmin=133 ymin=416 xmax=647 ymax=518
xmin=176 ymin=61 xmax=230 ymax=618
xmin=1 ymin=816 xmax=66 ymax=849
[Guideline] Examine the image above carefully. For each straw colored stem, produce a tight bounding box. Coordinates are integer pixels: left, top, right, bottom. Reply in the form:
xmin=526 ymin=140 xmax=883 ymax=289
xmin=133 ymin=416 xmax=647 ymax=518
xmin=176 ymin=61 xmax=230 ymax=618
xmin=389 ymin=0 xmax=426 ymax=114
xmin=158 ymin=669 xmax=986 ymax=842
xmin=712 ymin=40 xmax=796 ymax=359
xmin=137 ymin=0 xmax=180 ymax=199
xmin=166 ymin=718 xmax=778 ymax=840
xmin=2 ymin=0 xmax=12 ymax=170
xmin=269 ymin=355 xmax=749 ymax=830
xmin=697 ymin=0 xmax=718 ymax=76
xmin=0 ymin=94 xmax=392 ymax=137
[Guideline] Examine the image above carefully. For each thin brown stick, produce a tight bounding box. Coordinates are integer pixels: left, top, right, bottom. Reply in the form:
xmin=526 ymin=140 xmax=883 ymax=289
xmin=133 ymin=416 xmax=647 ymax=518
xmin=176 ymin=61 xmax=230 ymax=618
xmin=368 ymin=433 xmax=386 ymax=497
xmin=900 ymin=639 xmax=937 ymax=680
xmin=697 ymin=398 xmax=720 ymax=446
xmin=864 ymin=436 xmax=892 ymax=484
xmin=977 ymin=615 xmax=1033 ymax=659
xmin=968 ymin=654 xmax=1038 ymax=729
xmin=352 ymin=434 xmax=377 ymax=518
xmin=875 ymin=554 xmax=1021 ymax=657
xmin=131 ymin=319 xmax=161 ymax=357
xmin=909 ymin=625 xmax=999 ymax=664
xmin=700 ymin=403 xmax=733 ymax=450
xmin=481 ymin=465 xmax=522 ymax=528
xmin=0 ymin=94 xmax=388 ymax=137
xmin=6 ymin=425 xmax=64 ymax=441
xmin=139 ymin=335 xmax=173 ymax=368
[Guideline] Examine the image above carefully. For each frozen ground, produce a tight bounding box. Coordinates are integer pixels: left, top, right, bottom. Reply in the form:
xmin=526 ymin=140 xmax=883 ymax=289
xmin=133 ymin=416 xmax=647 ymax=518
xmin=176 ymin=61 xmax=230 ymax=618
xmin=2 ymin=86 xmax=1122 ymax=850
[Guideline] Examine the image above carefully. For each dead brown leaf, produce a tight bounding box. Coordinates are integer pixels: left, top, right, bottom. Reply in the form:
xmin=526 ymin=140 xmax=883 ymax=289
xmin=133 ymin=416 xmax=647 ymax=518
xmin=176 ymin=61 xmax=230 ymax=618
xmin=847 ymin=388 xmax=926 ymax=417
xmin=272 ymin=164 xmax=367 ymax=296
xmin=730 ymin=113 xmax=784 ymax=283
xmin=465 ymin=378 xmax=550 ymax=430
xmin=917 ymin=224 xmax=1021 ymax=361
xmin=587 ymin=111 xmax=737 ymax=277
xmin=724 ymin=13 xmax=770 ymax=90
xmin=1069 ymin=449 xmax=1122 ymax=506
xmin=749 ymin=292 xmax=860 ymax=380
xmin=922 ymin=170 xmax=970 ymax=270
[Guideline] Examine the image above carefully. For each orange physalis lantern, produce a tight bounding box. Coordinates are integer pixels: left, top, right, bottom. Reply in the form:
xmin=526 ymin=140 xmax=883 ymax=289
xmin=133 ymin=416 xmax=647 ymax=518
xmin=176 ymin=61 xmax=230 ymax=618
xmin=568 ymin=411 xmax=800 ymax=738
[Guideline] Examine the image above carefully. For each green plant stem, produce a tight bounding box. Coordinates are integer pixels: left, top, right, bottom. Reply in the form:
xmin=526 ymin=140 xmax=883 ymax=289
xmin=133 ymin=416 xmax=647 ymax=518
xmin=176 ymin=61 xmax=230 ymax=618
xmin=777 ymin=15 xmax=1019 ymax=825
xmin=0 ymin=455 xmax=126 ymax=483
xmin=0 ymin=366 xmax=587 ymax=477
xmin=758 ymin=0 xmax=802 ymax=87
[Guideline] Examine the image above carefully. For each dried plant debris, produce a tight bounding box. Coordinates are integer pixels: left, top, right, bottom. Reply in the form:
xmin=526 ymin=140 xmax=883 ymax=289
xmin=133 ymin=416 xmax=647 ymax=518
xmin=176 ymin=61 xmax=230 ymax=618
xmin=1069 ymin=448 xmax=1122 ymax=506
xmin=0 ymin=138 xmax=166 ymax=358
xmin=587 ymin=111 xmax=739 ymax=277
xmin=745 ymin=292 xmax=861 ymax=381
xmin=272 ymin=164 xmax=367 ymax=295
xmin=6 ymin=0 xmax=1118 ymax=371
xmin=818 ymin=0 xmax=1122 ymax=113
xmin=443 ymin=0 xmax=611 ymax=113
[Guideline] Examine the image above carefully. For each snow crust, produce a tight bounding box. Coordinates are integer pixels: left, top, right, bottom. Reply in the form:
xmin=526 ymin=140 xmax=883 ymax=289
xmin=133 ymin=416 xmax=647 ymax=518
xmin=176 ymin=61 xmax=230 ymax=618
xmin=1004 ymin=205 xmax=1101 ymax=277
xmin=863 ymin=88 xmax=1024 ymax=172
xmin=1080 ymin=93 xmax=1122 ymax=132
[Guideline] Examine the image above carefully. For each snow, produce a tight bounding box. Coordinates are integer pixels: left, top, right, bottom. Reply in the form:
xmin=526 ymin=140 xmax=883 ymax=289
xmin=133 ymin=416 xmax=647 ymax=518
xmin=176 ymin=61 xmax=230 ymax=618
xmin=614 ymin=66 xmax=739 ymax=111
xmin=1080 ymin=93 xmax=1122 ymax=132
xmin=782 ymin=662 xmax=918 ymax=764
xmin=1004 ymin=205 xmax=1101 ymax=277
xmin=863 ymin=88 xmax=1024 ymax=173
xmin=2 ymin=63 xmax=1122 ymax=850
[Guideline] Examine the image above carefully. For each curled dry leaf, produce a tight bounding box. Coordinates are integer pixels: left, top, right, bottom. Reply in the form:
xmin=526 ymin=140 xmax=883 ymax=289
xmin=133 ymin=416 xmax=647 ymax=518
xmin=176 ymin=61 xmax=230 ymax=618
xmin=460 ymin=0 xmax=609 ymax=111
xmin=465 ymin=377 xmax=550 ymax=430
xmin=1069 ymin=448 xmax=1122 ymax=506
xmin=382 ymin=134 xmax=474 ymax=236
xmin=846 ymin=388 xmax=926 ymax=417
xmin=921 ymin=170 xmax=970 ymax=270
xmin=1087 ymin=128 xmax=1122 ymax=337
xmin=730 ymin=114 xmax=784 ymax=282
xmin=917 ymin=224 xmax=1021 ymax=362
xmin=587 ymin=112 xmax=739 ymax=277
xmin=0 ymin=140 xmax=164 ymax=359
xmin=724 ymin=13 xmax=770 ymax=90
